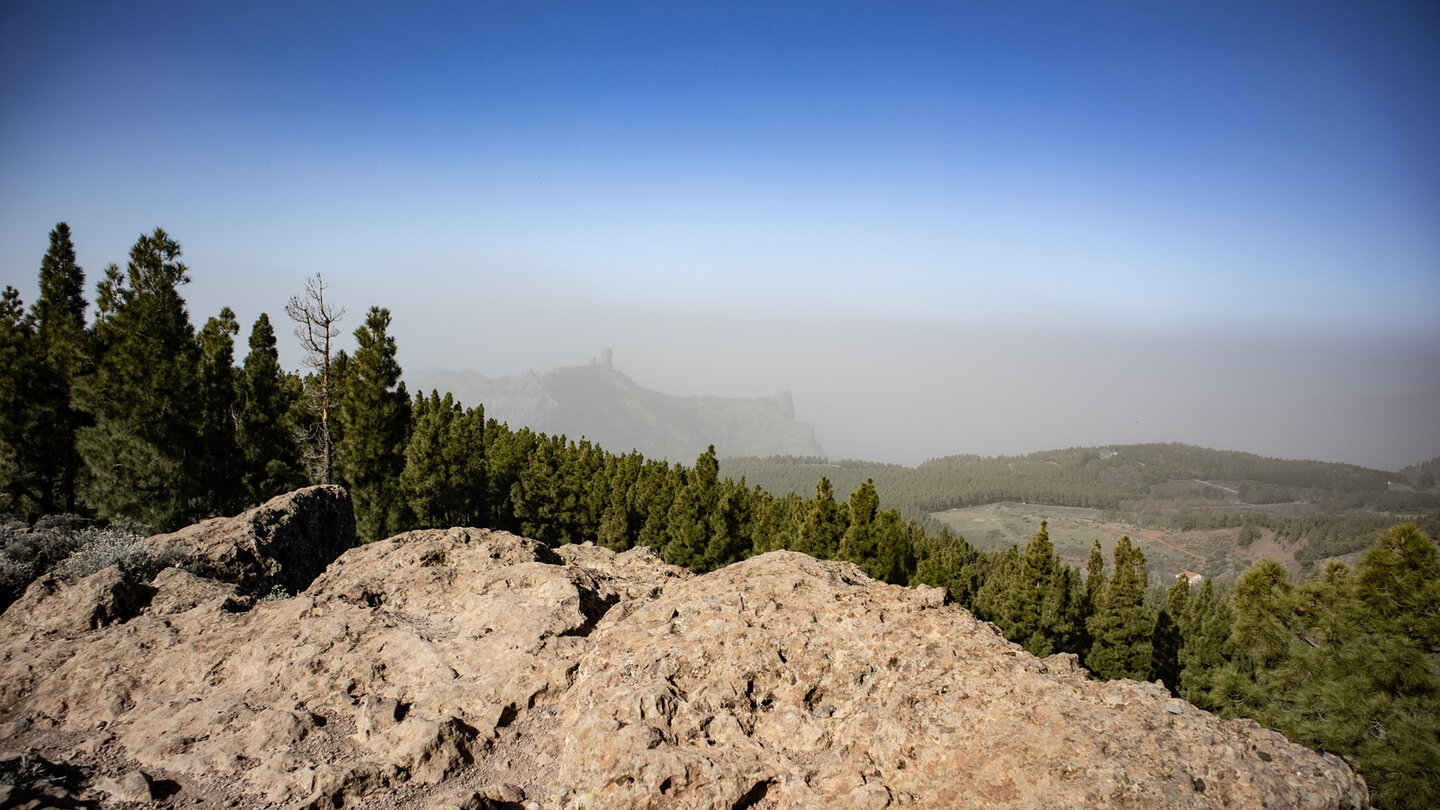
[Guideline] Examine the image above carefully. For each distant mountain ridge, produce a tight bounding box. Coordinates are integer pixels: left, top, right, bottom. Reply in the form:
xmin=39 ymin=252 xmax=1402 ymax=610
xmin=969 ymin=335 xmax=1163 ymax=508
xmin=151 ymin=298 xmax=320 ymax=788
xmin=410 ymin=351 xmax=825 ymax=462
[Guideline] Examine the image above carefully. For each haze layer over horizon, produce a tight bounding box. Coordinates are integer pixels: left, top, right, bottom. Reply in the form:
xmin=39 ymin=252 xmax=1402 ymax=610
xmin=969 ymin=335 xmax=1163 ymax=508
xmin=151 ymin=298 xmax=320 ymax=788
xmin=3 ymin=2 xmax=1437 ymax=472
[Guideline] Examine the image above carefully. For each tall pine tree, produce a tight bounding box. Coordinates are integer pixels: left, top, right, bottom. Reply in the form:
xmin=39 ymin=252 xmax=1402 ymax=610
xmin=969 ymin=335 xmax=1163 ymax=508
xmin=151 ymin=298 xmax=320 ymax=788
xmin=1076 ymin=539 xmax=1108 ymax=661
xmin=237 ymin=313 xmax=304 ymax=504
xmin=336 ymin=306 xmax=410 ymax=542
xmin=912 ymin=526 xmax=987 ymax=608
xmin=74 ymin=229 xmax=201 ymax=530
xmin=1152 ymin=575 xmax=1190 ymax=693
xmin=662 ymin=446 xmax=721 ymax=569
xmin=978 ymin=522 xmax=1076 ymax=657
xmin=793 ymin=476 xmax=845 ymax=560
xmin=1085 ymin=535 xmax=1154 ymax=680
xmin=839 ymin=479 xmax=882 ymax=571
xmin=285 ymin=274 xmax=344 ymax=484
xmin=30 ymin=223 xmax=89 ymax=513
xmin=1177 ymin=578 xmax=1234 ymax=706
xmin=0 ymin=288 xmax=42 ymax=517
xmin=196 ymin=307 xmax=242 ymax=516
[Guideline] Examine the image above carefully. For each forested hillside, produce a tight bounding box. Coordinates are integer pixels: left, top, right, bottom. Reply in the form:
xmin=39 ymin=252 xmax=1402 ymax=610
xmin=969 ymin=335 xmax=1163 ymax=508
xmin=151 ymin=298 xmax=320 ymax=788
xmin=1 ymin=224 xmax=1436 ymax=808
xmin=723 ymin=444 xmax=1431 ymax=513
xmin=723 ymin=445 xmax=1440 ymax=575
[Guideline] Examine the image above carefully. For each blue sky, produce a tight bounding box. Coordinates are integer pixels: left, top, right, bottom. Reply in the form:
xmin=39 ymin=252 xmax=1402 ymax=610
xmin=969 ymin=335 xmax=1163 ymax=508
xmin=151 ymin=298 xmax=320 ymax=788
xmin=2 ymin=1 xmax=1437 ymax=469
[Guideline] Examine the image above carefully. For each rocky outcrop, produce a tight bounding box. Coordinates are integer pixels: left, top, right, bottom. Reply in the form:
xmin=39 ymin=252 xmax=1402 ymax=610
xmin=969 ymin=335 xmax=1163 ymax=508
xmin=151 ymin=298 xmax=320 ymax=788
xmin=0 ymin=526 xmax=1366 ymax=809
xmin=145 ymin=484 xmax=355 ymax=595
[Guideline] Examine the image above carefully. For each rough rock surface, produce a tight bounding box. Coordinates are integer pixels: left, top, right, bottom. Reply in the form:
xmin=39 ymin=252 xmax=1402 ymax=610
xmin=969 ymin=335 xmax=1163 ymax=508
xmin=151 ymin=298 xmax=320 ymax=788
xmin=144 ymin=484 xmax=356 ymax=596
xmin=0 ymin=525 xmax=1367 ymax=809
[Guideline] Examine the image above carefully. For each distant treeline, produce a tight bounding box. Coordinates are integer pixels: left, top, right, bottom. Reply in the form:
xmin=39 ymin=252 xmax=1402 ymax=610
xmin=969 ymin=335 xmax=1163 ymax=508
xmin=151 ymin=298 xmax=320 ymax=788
xmin=723 ymin=444 xmax=1415 ymax=512
xmin=3 ymin=223 xmax=1435 ymax=808
xmin=722 ymin=446 xmax=1440 ymax=556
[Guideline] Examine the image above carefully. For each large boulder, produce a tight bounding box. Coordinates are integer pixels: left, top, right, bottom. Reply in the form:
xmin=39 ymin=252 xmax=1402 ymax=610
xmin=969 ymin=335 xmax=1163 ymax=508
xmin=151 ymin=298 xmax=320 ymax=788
xmin=0 ymin=527 xmax=1367 ymax=809
xmin=144 ymin=485 xmax=355 ymax=595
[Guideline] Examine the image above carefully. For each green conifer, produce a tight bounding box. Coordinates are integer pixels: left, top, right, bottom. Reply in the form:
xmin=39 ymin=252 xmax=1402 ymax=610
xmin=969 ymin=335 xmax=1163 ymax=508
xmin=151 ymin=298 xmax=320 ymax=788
xmin=0 ymin=287 xmax=42 ymax=516
xmin=335 ymin=307 xmax=409 ymax=542
xmin=1085 ymin=536 xmax=1154 ymax=680
xmin=1152 ymin=576 xmax=1190 ymax=693
xmin=839 ymin=479 xmax=881 ymax=571
xmin=197 ymin=308 xmax=242 ymax=515
xmin=662 ymin=446 xmax=721 ymax=569
xmin=30 ymin=223 xmax=89 ymax=513
xmin=703 ymin=478 xmax=753 ymax=571
xmin=237 ymin=313 xmax=304 ymax=503
xmin=794 ymin=476 xmax=845 ymax=560
xmin=980 ymin=522 xmax=1076 ymax=656
xmin=912 ymin=527 xmax=986 ymax=608
xmin=74 ymin=230 xmax=202 ymax=529
xmin=1176 ymin=578 xmax=1233 ymax=707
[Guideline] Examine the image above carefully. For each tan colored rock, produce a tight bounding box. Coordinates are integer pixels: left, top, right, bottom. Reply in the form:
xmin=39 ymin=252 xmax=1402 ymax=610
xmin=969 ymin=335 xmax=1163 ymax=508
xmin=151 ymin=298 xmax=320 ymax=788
xmin=549 ymin=552 xmax=1367 ymax=810
xmin=145 ymin=484 xmax=355 ymax=595
xmin=93 ymin=768 xmax=156 ymax=803
xmin=3 ymin=566 xmax=153 ymax=636
xmin=146 ymin=565 xmax=249 ymax=614
xmin=0 ymin=526 xmax=1367 ymax=809
xmin=427 ymin=787 xmax=488 ymax=810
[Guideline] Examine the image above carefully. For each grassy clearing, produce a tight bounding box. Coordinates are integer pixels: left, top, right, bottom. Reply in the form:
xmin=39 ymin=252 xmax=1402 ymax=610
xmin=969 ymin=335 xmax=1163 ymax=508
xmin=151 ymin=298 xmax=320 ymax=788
xmin=932 ymin=502 xmax=1282 ymax=583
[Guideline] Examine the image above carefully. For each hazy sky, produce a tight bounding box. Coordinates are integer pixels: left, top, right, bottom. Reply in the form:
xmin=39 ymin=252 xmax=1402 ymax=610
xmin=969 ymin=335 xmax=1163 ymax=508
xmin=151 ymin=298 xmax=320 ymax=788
xmin=3 ymin=1 xmax=1437 ymax=470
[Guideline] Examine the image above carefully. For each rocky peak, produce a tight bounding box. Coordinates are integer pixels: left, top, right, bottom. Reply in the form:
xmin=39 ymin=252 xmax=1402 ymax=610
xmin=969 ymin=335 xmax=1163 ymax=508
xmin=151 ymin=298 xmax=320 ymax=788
xmin=0 ymin=501 xmax=1366 ymax=808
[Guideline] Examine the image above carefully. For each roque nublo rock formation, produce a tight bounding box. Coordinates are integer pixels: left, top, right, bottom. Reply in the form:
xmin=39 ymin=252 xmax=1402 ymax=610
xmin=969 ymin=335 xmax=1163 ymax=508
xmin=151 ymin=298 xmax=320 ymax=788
xmin=0 ymin=487 xmax=1367 ymax=808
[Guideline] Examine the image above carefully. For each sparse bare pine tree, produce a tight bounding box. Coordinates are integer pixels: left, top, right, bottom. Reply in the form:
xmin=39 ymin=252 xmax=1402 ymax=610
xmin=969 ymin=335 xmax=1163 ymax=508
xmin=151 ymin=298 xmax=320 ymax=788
xmin=285 ymin=274 xmax=344 ymax=484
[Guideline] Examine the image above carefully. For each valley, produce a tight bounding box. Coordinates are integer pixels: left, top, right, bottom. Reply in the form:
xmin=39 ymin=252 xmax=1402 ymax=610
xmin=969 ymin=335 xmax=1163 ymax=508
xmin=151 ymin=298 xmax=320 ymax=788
xmin=931 ymin=501 xmax=1294 ymax=584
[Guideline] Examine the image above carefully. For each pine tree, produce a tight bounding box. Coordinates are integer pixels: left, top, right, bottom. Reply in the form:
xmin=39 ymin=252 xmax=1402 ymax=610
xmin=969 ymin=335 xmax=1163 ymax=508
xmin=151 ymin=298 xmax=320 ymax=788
xmin=237 ymin=313 xmax=304 ymax=504
xmin=597 ymin=453 xmax=641 ymax=551
xmin=1086 ymin=536 xmax=1154 ymax=680
xmin=485 ymin=423 xmax=539 ymax=533
xmin=196 ymin=307 xmax=242 ymax=516
xmin=980 ymin=522 xmax=1075 ymax=657
xmin=446 ymin=400 xmax=488 ymax=527
xmin=0 ymin=287 xmax=42 ymax=517
xmin=751 ymin=490 xmax=802 ymax=554
xmin=510 ymin=434 xmax=566 ymax=545
xmin=335 ymin=306 xmax=410 ymax=542
xmin=1228 ymin=559 xmax=1295 ymax=672
xmin=662 ymin=446 xmax=721 ymax=569
xmin=74 ymin=229 xmax=202 ymax=530
xmin=30 ymin=223 xmax=89 ymax=513
xmin=794 ymin=476 xmax=845 ymax=560
xmin=1152 ymin=576 xmax=1190 ymax=693
xmin=1075 ymin=539 xmax=1108 ymax=662
xmin=703 ymin=477 xmax=753 ymax=571
xmin=870 ymin=511 xmax=918 ymax=586
xmin=1355 ymin=522 xmax=1440 ymax=649
xmin=912 ymin=527 xmax=986 ymax=608
xmin=1217 ymin=531 xmax=1440 ymax=810
xmin=285 ymin=274 xmax=344 ymax=484
xmin=1055 ymin=564 xmax=1085 ymax=652
xmin=635 ymin=462 xmax=681 ymax=551
xmin=1176 ymin=578 xmax=1233 ymax=707
xmin=974 ymin=546 xmax=1019 ymax=625
xmin=839 ymin=479 xmax=881 ymax=572
xmin=401 ymin=392 xmax=440 ymax=523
